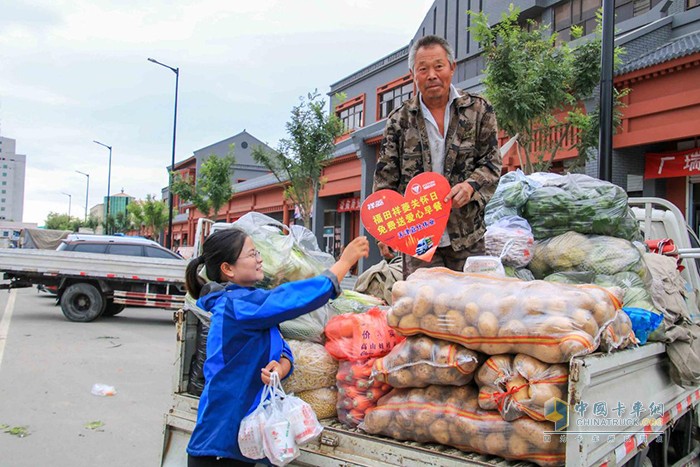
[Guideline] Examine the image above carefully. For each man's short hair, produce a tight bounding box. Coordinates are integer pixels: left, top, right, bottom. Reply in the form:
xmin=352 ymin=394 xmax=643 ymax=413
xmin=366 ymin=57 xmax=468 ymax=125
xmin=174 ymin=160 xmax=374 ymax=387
xmin=408 ymin=35 xmax=456 ymax=72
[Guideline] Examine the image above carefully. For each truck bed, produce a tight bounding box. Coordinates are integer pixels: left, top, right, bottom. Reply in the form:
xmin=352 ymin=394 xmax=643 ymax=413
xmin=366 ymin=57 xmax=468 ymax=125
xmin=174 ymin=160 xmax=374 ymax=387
xmin=0 ymin=248 xmax=186 ymax=285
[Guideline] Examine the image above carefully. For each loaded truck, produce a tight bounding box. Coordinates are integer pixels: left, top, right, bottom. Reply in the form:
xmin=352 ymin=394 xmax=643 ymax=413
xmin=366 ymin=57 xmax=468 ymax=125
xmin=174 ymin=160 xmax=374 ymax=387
xmin=0 ymin=248 xmax=186 ymax=321
xmin=160 ymin=197 xmax=700 ymax=467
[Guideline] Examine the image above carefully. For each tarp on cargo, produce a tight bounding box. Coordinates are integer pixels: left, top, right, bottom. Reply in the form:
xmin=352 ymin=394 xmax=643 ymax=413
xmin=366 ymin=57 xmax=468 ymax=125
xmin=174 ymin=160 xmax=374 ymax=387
xmin=20 ymin=228 xmax=71 ymax=249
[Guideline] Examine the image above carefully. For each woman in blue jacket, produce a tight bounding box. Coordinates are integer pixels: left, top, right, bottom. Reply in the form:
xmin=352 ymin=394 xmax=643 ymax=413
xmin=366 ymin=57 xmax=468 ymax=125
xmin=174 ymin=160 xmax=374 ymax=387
xmin=185 ymin=228 xmax=369 ymax=467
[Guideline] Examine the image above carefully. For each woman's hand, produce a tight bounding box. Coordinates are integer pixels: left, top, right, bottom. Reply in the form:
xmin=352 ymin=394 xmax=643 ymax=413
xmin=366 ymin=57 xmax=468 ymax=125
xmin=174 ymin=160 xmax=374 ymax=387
xmin=261 ymin=356 xmax=292 ymax=384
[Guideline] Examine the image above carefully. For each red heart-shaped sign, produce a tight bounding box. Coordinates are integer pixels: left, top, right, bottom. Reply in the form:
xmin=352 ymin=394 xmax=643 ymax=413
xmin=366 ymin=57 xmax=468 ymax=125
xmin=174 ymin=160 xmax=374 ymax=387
xmin=361 ymin=172 xmax=452 ymax=262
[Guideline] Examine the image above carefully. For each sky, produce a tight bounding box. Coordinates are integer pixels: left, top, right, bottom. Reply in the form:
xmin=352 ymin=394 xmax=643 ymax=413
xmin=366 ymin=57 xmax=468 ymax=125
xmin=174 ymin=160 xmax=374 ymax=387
xmin=0 ymin=0 xmax=435 ymax=225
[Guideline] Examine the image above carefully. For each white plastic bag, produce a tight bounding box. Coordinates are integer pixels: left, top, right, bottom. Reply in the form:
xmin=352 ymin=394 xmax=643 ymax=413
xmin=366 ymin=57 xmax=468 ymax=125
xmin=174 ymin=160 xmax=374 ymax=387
xmin=283 ymin=394 xmax=323 ymax=444
xmin=262 ymin=373 xmax=300 ymax=467
xmin=485 ymin=216 xmax=535 ymax=268
xmin=238 ymin=382 xmax=271 ymax=460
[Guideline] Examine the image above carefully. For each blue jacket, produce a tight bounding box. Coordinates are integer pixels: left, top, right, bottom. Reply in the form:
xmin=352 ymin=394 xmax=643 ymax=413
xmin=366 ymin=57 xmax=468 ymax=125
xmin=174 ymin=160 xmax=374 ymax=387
xmin=187 ymin=271 xmax=341 ymax=461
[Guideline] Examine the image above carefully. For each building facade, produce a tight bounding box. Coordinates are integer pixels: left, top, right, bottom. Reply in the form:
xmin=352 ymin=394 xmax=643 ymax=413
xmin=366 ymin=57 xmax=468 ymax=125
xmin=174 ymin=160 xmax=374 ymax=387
xmin=0 ymin=137 xmax=26 ymax=222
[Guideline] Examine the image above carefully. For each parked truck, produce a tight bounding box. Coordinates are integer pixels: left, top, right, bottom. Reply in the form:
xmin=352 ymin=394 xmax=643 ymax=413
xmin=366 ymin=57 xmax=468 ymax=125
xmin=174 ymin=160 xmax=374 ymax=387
xmin=160 ymin=197 xmax=700 ymax=467
xmin=0 ymin=248 xmax=187 ymax=321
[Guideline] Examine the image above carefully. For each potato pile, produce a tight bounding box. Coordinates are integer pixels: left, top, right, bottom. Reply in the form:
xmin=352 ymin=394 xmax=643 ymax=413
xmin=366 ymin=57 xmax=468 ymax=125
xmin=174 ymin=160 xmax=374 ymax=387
xmin=297 ymin=387 xmax=338 ymax=420
xmin=475 ymin=354 xmax=568 ymax=422
xmin=372 ymin=336 xmax=479 ymax=388
xmin=336 ymin=359 xmax=392 ymax=427
xmin=388 ymin=268 xmax=624 ymax=363
xmin=282 ymin=340 xmax=338 ymax=394
xmin=361 ymin=385 xmax=565 ymax=467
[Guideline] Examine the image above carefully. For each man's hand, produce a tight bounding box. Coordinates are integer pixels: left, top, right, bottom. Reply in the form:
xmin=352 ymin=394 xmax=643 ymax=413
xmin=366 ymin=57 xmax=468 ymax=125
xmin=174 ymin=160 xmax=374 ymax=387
xmin=261 ymin=357 xmax=291 ymax=384
xmin=444 ymin=181 xmax=474 ymax=208
xmin=377 ymin=241 xmax=395 ymax=260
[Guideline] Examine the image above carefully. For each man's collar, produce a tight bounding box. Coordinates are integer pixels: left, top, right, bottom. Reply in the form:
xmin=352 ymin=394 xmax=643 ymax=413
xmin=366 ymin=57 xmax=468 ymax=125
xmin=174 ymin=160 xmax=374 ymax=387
xmin=410 ymin=85 xmax=472 ymax=113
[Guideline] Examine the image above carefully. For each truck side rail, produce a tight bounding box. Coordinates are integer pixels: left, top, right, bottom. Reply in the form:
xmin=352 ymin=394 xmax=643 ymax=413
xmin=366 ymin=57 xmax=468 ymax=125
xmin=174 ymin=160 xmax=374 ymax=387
xmin=0 ymin=248 xmax=186 ymax=285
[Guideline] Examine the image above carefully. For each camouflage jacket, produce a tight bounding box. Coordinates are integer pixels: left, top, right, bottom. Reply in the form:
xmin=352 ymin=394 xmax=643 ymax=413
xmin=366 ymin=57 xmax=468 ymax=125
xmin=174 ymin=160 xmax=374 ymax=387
xmin=373 ymin=90 xmax=502 ymax=251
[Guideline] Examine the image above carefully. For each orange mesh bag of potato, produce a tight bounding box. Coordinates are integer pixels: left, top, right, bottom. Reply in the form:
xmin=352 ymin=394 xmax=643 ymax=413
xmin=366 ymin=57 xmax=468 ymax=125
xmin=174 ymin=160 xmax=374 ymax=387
xmin=599 ymin=310 xmax=638 ymax=352
xmin=388 ymin=268 xmax=623 ymax=363
xmin=336 ymin=359 xmax=392 ymax=427
xmin=360 ymin=385 xmax=565 ymax=467
xmin=372 ymin=335 xmax=479 ymax=388
xmin=325 ymin=307 xmax=404 ymax=361
xmin=475 ymin=354 xmax=568 ymax=422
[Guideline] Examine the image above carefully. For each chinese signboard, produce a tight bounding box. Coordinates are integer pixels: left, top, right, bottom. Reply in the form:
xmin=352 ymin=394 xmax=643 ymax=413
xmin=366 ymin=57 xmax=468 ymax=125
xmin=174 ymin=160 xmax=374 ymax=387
xmin=337 ymin=197 xmax=360 ymax=212
xmin=645 ymin=148 xmax=700 ymax=179
xmin=360 ymin=172 xmax=452 ymax=262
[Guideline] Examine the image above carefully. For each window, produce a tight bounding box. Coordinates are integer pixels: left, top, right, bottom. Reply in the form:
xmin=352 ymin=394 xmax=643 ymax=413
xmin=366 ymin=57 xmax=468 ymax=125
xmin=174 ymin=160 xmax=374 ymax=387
xmin=1 ymin=181 xmax=5 ymax=186
xmin=146 ymin=246 xmax=179 ymax=259
xmin=1 ymin=190 xmax=5 ymax=194
xmin=335 ymin=95 xmax=365 ymax=133
xmin=554 ymin=0 xmax=601 ymax=42
xmin=377 ymin=74 xmax=413 ymax=120
xmin=689 ymin=0 xmax=700 ymax=9
xmin=1 ymin=199 xmax=5 ymax=203
xmin=107 ymin=244 xmax=143 ymax=256
xmin=73 ymin=243 xmax=108 ymax=254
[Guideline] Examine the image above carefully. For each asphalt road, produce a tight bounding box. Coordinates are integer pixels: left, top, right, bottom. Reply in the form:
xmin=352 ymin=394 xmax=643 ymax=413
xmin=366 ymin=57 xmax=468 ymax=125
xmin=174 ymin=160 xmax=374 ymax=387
xmin=0 ymin=287 xmax=176 ymax=467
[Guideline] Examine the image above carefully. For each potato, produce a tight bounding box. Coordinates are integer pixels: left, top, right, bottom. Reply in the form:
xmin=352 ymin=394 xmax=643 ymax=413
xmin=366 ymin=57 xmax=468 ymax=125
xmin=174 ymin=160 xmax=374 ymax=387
xmin=429 ymin=419 xmax=451 ymax=445
xmin=413 ymin=364 xmax=434 ymax=383
xmin=443 ymin=309 xmax=466 ymax=334
xmin=413 ymin=286 xmax=435 ymax=318
xmin=391 ymin=297 xmax=414 ymax=318
xmin=523 ymin=296 xmax=545 ymax=315
xmin=507 ymin=375 xmax=530 ymax=402
xmin=398 ymin=314 xmax=420 ymax=331
xmin=420 ymin=314 xmax=440 ymax=332
xmin=391 ymin=281 xmax=410 ymax=300
xmin=424 ymin=385 xmax=446 ymax=401
xmin=592 ymin=301 xmax=616 ymax=324
xmin=497 ymin=295 xmax=519 ymax=316
xmin=363 ymin=410 xmax=392 ymax=433
xmin=414 ymin=408 xmax=435 ymax=428
xmin=460 ymin=326 xmax=480 ymax=339
xmin=498 ymin=319 xmax=528 ymax=338
xmin=530 ymin=384 xmax=564 ymax=408
xmin=464 ymin=302 xmax=480 ymax=326
xmin=395 ymin=409 xmax=414 ymax=430
xmin=508 ymin=435 xmax=532 ymax=457
xmin=477 ymin=312 xmax=500 ymax=337
xmin=391 ymin=368 xmax=414 ymax=387
xmin=411 ymin=336 xmax=436 ymax=360
xmin=530 ymin=345 xmax=563 ymax=364
xmin=480 ymin=342 xmax=513 ymax=356
xmin=477 ymin=292 xmax=499 ymax=312
xmin=545 ymin=298 xmax=569 ymax=314
xmin=559 ymin=332 xmax=594 ymax=360
xmin=435 ymin=367 xmax=464 ymax=385
xmin=571 ymin=308 xmax=599 ymax=337
xmin=513 ymin=418 xmax=563 ymax=452
xmin=386 ymin=311 xmax=401 ymax=328
xmin=434 ymin=293 xmax=452 ymax=316
xmin=478 ymin=388 xmax=499 ymax=410
xmin=484 ymin=432 xmax=507 ymax=456
xmin=541 ymin=316 xmax=575 ymax=334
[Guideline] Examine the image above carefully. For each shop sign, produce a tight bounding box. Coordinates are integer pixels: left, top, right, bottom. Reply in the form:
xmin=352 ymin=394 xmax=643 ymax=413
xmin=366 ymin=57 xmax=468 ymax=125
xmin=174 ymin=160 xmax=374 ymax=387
xmin=645 ymin=148 xmax=700 ymax=179
xmin=337 ymin=197 xmax=361 ymax=212
xmin=360 ymin=172 xmax=452 ymax=262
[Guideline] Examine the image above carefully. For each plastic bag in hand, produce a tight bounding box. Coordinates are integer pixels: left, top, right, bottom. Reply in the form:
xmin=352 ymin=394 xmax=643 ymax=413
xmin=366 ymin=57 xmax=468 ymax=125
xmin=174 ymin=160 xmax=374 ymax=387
xmin=238 ymin=380 xmax=272 ymax=460
xmin=282 ymin=394 xmax=323 ymax=445
xmin=262 ymin=373 xmax=299 ymax=467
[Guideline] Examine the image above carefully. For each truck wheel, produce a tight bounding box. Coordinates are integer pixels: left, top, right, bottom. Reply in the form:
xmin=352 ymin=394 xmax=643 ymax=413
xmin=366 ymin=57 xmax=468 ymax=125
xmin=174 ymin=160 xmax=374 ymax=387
xmin=103 ymin=301 xmax=126 ymax=317
xmin=61 ymin=283 xmax=105 ymax=322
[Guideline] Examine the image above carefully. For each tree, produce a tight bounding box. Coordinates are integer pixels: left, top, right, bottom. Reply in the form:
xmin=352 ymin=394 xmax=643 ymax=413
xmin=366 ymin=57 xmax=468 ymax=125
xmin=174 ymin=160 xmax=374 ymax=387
xmin=128 ymin=194 xmax=168 ymax=240
xmin=113 ymin=211 xmax=134 ymax=234
xmin=251 ymin=91 xmax=344 ymax=228
xmin=85 ymin=215 xmax=100 ymax=232
xmin=44 ymin=212 xmax=82 ymax=231
xmin=469 ymin=6 xmax=627 ymax=173
xmin=170 ymin=146 xmax=236 ymax=220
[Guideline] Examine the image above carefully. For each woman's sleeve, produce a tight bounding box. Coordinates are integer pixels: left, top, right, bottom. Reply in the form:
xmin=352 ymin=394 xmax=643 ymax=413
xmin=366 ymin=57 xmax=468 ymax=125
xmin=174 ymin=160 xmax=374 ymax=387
xmin=281 ymin=338 xmax=294 ymax=380
xmin=228 ymin=270 xmax=342 ymax=330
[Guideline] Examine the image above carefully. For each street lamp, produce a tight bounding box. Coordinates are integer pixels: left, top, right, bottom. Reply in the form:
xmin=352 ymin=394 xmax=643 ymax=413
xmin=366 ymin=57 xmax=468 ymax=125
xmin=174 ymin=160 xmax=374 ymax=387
xmin=76 ymin=170 xmax=89 ymax=222
xmin=93 ymin=140 xmax=112 ymax=234
xmin=61 ymin=192 xmax=72 ymax=218
xmin=148 ymin=57 xmax=179 ymax=249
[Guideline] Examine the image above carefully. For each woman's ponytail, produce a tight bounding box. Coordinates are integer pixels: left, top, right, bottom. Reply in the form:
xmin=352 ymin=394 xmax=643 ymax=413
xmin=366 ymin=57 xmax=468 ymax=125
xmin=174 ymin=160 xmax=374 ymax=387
xmin=185 ymin=255 xmax=206 ymax=298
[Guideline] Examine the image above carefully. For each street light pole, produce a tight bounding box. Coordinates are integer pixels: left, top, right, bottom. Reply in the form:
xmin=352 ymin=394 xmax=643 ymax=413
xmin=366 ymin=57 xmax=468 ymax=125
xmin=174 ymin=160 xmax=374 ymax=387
xmin=148 ymin=57 xmax=179 ymax=250
xmin=76 ymin=170 xmax=90 ymax=222
xmin=93 ymin=140 xmax=112 ymax=234
xmin=62 ymin=192 xmax=72 ymax=218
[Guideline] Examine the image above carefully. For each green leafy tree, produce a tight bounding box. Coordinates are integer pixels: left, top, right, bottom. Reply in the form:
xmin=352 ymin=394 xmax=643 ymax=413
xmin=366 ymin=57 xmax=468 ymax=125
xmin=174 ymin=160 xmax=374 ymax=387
xmin=113 ymin=211 xmax=134 ymax=234
xmin=85 ymin=215 xmax=100 ymax=232
xmin=128 ymin=194 xmax=168 ymax=240
xmin=103 ymin=215 xmax=116 ymax=235
xmin=469 ymin=6 xmax=627 ymax=173
xmin=44 ymin=212 xmax=82 ymax=231
xmin=251 ymin=90 xmax=344 ymax=228
xmin=171 ymin=146 xmax=236 ymax=220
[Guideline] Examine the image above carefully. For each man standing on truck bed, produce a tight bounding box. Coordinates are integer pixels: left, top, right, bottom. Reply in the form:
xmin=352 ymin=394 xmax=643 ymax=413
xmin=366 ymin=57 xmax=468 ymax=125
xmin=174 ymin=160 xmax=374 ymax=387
xmin=373 ymin=35 xmax=502 ymax=279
